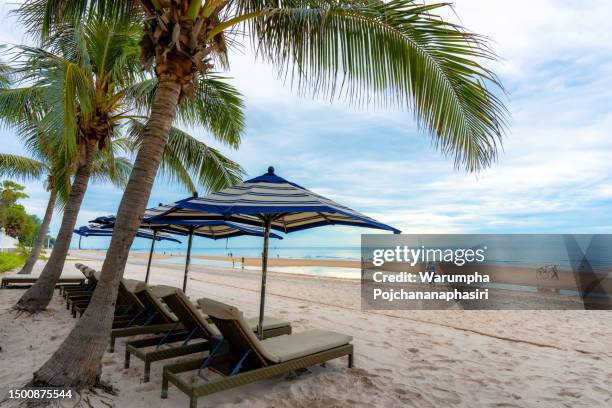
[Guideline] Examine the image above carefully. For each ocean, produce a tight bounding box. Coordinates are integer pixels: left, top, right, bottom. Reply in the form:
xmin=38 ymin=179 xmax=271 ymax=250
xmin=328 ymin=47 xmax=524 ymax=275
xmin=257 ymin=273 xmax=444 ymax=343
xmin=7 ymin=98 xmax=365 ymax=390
xmin=130 ymin=246 xmax=363 ymax=260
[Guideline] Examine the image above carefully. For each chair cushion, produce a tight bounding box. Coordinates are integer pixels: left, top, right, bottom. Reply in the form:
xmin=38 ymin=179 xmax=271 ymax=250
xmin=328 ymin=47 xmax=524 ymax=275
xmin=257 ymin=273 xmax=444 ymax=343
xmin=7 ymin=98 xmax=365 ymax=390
xmin=150 ymin=284 xmax=181 ymax=298
xmin=198 ymin=297 xmax=242 ymax=320
xmin=122 ymin=279 xmax=141 ymax=293
xmin=245 ymin=316 xmax=290 ymax=331
xmin=260 ymin=329 xmax=352 ymax=363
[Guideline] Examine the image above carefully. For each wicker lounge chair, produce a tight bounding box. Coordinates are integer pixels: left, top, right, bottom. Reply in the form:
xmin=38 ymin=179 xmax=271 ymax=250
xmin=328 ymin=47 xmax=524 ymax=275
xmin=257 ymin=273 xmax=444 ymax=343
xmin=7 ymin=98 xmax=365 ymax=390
xmin=59 ymin=264 xmax=96 ymax=294
xmin=1 ymin=276 xmax=85 ymax=288
xmin=109 ymin=283 xmax=184 ymax=352
xmin=61 ymin=265 xmax=98 ymax=303
xmin=124 ymin=287 xmax=291 ymax=382
xmin=69 ymin=274 xmax=144 ymax=322
xmin=161 ymin=297 xmax=353 ymax=408
xmin=1 ymin=268 xmax=85 ymax=289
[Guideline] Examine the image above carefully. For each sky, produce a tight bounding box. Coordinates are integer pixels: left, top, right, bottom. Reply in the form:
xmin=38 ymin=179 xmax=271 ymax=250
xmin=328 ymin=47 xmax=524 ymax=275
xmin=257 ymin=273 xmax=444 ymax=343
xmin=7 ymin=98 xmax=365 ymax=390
xmin=1 ymin=0 xmax=611 ymax=253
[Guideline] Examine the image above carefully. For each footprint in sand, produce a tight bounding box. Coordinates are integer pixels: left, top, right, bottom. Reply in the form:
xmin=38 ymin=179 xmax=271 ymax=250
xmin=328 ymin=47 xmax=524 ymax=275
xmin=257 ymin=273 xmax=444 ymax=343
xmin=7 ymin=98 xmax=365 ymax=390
xmin=135 ymin=382 xmax=157 ymax=392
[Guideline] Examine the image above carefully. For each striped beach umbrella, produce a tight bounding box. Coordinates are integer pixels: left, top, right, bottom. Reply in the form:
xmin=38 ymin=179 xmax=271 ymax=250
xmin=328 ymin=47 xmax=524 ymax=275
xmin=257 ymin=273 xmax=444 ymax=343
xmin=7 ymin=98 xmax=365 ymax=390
xmin=73 ymin=224 xmax=181 ymax=250
xmin=92 ymin=203 xmax=281 ymax=290
xmin=174 ymin=166 xmax=401 ymax=337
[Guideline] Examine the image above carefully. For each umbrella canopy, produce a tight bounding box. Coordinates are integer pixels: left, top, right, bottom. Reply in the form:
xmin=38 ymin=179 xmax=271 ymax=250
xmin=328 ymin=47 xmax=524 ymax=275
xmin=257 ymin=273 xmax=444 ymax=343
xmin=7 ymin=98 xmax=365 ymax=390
xmin=73 ymin=224 xmax=181 ymax=243
xmin=92 ymin=203 xmax=282 ymax=290
xmin=93 ymin=204 xmax=273 ymax=240
xmin=173 ymin=166 xmax=400 ymax=337
xmin=174 ymin=167 xmax=402 ymax=234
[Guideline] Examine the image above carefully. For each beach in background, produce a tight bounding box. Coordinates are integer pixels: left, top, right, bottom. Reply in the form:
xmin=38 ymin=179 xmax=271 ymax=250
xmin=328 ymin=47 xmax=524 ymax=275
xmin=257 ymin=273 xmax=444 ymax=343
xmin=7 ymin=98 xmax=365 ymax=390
xmin=75 ymin=249 xmax=612 ymax=297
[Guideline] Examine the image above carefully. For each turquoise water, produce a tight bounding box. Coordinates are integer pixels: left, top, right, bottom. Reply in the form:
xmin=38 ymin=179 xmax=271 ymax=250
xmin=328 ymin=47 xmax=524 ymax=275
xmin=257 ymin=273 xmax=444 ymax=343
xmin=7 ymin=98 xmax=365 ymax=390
xmin=135 ymin=246 xmax=362 ymax=260
xmin=158 ymin=256 xmax=361 ymax=279
xmin=158 ymin=257 xmax=236 ymax=269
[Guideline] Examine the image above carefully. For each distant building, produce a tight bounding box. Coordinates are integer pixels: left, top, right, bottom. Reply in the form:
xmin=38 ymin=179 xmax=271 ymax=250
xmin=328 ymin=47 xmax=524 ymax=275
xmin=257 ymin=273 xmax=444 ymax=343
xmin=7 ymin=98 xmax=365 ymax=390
xmin=0 ymin=228 xmax=19 ymax=252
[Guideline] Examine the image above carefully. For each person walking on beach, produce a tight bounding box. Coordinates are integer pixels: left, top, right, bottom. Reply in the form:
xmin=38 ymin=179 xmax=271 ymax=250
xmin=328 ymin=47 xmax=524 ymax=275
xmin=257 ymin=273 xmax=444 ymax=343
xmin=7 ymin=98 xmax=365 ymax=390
xmin=550 ymin=264 xmax=559 ymax=280
xmin=241 ymin=257 xmax=245 ymax=270
xmin=426 ymin=262 xmax=437 ymax=286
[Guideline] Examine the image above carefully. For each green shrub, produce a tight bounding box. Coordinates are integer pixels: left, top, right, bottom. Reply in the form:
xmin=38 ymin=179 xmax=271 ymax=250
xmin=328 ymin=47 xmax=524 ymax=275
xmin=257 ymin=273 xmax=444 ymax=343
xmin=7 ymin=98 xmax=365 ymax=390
xmin=0 ymin=252 xmax=26 ymax=273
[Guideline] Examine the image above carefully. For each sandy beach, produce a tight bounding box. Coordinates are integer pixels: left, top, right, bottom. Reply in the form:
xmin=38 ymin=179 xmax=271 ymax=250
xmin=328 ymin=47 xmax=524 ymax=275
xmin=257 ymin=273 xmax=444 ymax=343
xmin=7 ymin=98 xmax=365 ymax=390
xmin=1 ymin=252 xmax=612 ymax=407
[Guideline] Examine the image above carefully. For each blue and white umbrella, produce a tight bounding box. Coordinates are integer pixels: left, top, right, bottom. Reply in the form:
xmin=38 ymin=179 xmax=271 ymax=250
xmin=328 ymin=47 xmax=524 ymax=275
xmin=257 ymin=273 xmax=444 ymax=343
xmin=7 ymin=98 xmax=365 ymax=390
xmin=174 ymin=166 xmax=400 ymax=337
xmin=73 ymin=224 xmax=181 ymax=244
xmin=92 ymin=203 xmax=281 ymax=290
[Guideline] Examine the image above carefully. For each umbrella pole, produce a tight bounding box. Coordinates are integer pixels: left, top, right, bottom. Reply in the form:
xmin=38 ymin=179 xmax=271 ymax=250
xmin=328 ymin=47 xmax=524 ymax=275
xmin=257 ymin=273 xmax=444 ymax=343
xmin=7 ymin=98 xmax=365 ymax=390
xmin=257 ymin=217 xmax=272 ymax=339
xmin=78 ymin=236 xmax=82 ymax=250
xmin=183 ymin=229 xmax=194 ymax=293
xmin=145 ymin=229 xmax=157 ymax=283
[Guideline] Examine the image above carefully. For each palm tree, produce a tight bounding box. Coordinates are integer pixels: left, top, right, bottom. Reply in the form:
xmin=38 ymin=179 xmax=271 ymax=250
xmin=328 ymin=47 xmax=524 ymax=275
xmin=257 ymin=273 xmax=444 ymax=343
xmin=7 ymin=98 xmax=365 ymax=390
xmin=0 ymin=148 xmax=132 ymax=275
xmin=0 ymin=47 xmax=132 ymax=275
xmin=19 ymin=0 xmax=508 ymax=388
xmin=3 ymin=14 xmax=244 ymax=313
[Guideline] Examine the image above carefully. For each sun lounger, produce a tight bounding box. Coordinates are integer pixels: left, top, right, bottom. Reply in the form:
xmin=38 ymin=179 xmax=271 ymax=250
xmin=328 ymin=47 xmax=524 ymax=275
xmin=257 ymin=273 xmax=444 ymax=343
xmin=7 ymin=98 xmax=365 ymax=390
xmin=109 ymin=283 xmax=184 ymax=352
xmin=124 ymin=286 xmax=291 ymax=382
xmin=68 ymin=274 xmax=144 ymax=325
xmin=61 ymin=265 xmax=98 ymax=302
xmin=1 ymin=275 xmax=85 ymax=289
xmin=59 ymin=264 xmax=97 ymax=295
xmin=161 ymin=298 xmax=353 ymax=408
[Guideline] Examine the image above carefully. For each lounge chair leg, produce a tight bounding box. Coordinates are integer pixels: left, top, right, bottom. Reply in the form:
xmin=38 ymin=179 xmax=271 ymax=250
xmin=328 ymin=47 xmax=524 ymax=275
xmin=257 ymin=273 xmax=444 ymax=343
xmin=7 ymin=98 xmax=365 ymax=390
xmin=190 ymin=395 xmax=198 ymax=408
xmin=348 ymin=353 xmax=354 ymax=368
xmin=144 ymin=362 xmax=151 ymax=383
xmin=124 ymin=350 xmax=131 ymax=369
xmin=161 ymin=375 xmax=169 ymax=399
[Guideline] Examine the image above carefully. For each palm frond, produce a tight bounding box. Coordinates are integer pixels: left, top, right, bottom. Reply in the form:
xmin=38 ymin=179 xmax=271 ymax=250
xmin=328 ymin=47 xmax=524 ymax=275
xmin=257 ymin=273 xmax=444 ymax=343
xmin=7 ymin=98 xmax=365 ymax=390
xmin=233 ymin=0 xmax=508 ymax=171
xmin=122 ymin=75 xmax=245 ymax=149
xmin=17 ymin=0 xmax=140 ymax=40
xmin=0 ymin=153 xmax=48 ymax=181
xmin=178 ymin=75 xmax=244 ymax=148
xmin=0 ymin=86 xmax=46 ymax=127
xmin=0 ymin=44 xmax=12 ymax=89
xmin=126 ymin=118 xmax=245 ymax=193
xmin=90 ymin=154 xmax=133 ymax=188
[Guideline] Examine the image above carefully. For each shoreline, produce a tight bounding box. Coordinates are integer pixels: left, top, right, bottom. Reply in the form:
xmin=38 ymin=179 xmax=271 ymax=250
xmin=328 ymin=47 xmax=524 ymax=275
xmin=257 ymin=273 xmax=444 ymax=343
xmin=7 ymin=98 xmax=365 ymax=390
xmin=72 ymin=250 xmax=611 ymax=294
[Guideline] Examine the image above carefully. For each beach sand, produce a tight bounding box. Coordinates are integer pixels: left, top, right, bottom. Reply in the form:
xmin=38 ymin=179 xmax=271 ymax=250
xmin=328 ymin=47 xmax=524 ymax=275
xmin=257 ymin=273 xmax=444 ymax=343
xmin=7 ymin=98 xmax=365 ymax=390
xmin=1 ymin=252 xmax=612 ymax=407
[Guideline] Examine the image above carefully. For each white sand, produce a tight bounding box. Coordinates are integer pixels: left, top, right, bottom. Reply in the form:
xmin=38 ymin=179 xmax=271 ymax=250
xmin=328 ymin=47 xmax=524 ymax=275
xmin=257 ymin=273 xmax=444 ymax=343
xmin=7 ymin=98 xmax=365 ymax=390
xmin=1 ymin=254 xmax=612 ymax=407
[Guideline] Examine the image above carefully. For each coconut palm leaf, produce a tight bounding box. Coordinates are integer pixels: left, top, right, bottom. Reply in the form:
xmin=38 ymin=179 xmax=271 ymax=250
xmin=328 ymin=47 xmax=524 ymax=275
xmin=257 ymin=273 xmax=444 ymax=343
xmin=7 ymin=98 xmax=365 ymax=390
xmin=90 ymin=155 xmax=133 ymax=189
xmin=0 ymin=44 xmax=12 ymax=89
xmin=125 ymin=118 xmax=244 ymax=193
xmin=0 ymin=153 xmax=48 ymax=181
xmin=122 ymin=74 xmax=244 ymax=148
xmin=221 ymin=0 xmax=507 ymax=170
xmin=18 ymin=0 xmax=507 ymax=171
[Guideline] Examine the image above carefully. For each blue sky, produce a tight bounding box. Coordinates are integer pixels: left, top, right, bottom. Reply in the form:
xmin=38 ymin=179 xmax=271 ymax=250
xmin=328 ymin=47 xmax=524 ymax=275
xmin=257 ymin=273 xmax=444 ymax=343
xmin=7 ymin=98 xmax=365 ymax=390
xmin=1 ymin=0 xmax=611 ymax=252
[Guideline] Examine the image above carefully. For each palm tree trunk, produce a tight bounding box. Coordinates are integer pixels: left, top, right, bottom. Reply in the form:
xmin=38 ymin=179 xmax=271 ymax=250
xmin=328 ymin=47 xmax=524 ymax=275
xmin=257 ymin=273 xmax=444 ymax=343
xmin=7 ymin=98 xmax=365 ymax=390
xmin=15 ymin=139 xmax=97 ymax=312
xmin=31 ymin=80 xmax=181 ymax=388
xmin=18 ymin=188 xmax=57 ymax=275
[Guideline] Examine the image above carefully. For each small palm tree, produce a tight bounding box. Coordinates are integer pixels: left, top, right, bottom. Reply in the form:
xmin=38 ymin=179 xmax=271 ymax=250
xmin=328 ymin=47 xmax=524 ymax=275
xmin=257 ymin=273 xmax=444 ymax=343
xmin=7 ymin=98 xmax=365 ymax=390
xmin=21 ymin=0 xmax=508 ymax=388
xmin=2 ymin=14 xmax=245 ymax=313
